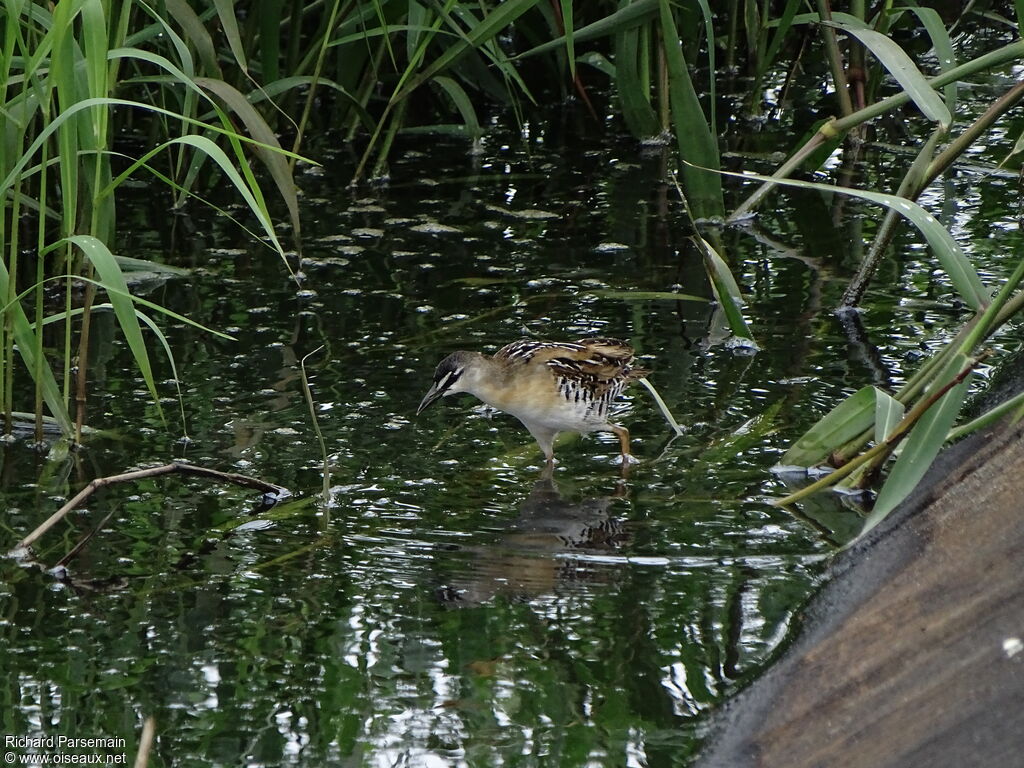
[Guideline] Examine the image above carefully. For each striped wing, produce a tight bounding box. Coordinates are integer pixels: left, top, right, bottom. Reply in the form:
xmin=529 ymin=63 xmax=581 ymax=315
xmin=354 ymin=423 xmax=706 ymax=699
xmin=495 ymin=338 xmax=646 ymax=381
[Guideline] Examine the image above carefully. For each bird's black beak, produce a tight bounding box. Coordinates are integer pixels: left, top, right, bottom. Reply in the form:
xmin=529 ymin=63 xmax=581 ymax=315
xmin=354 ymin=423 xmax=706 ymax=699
xmin=416 ymin=381 xmax=446 ymax=415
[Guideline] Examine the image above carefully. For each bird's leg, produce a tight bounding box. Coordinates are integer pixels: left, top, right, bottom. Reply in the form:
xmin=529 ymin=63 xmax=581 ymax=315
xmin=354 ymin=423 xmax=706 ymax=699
xmin=540 ymin=454 xmax=555 ymax=481
xmin=611 ymin=425 xmax=636 ymax=476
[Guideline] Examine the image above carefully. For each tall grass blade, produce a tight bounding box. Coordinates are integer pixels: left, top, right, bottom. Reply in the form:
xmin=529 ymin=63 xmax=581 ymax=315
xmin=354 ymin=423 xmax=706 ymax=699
xmin=615 ymin=22 xmax=658 ymax=138
xmin=68 ymin=235 xmax=162 ymax=422
xmin=161 ymin=0 xmax=222 ymax=75
xmin=194 ymin=77 xmax=301 ymax=248
xmin=514 ymin=0 xmax=659 ymax=60
xmin=559 ymin=0 xmax=576 ymax=79
xmin=697 ymin=236 xmax=755 ymax=342
xmin=432 ymin=76 xmax=482 ymax=139
xmin=0 ymin=260 xmax=71 ymax=434
xmin=824 ymin=21 xmax=951 ymax=128
xmin=694 ymin=0 xmax=715 ymax=135
xmin=659 ymin=0 xmax=723 ymax=219
xmin=897 ymin=6 xmax=957 ymax=111
xmin=258 ymin=0 xmax=282 ymax=82
xmin=213 ymin=0 xmax=248 ymax=74
xmin=758 ymin=0 xmax=802 ymax=77
xmin=717 ymin=167 xmax=990 ymax=310
xmin=396 ymin=0 xmax=540 ymax=100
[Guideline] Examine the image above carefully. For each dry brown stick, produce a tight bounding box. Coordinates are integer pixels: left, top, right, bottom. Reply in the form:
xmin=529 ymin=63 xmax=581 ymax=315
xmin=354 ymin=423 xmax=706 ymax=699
xmin=133 ymin=717 xmax=156 ymax=768
xmin=13 ymin=462 xmax=290 ymax=552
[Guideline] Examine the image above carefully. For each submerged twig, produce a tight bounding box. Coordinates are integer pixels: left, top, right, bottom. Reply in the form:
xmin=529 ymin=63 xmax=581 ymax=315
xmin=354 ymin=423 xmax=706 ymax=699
xmin=300 ymin=346 xmax=331 ymax=506
xmin=13 ymin=462 xmax=290 ymax=552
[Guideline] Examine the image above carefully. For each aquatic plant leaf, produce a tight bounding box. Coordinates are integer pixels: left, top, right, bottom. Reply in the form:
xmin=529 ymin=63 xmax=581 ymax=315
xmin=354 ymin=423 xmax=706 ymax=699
xmin=67 ymin=235 xmax=162 ymax=422
xmin=250 ymin=76 xmax=374 ymax=132
xmin=786 ymin=12 xmax=872 ymax=29
xmin=586 ymin=290 xmax=707 ymax=302
xmin=212 ymin=0 xmax=247 ymax=74
xmin=874 ymin=388 xmax=905 ymax=444
xmin=0 ymin=263 xmax=71 ymax=435
xmin=114 ymin=256 xmax=189 ymax=276
xmin=396 ymin=0 xmax=540 ymax=100
xmin=195 ymin=76 xmax=301 ymax=246
xmin=781 ymin=385 xmax=876 ymax=467
xmin=862 ymin=357 xmax=972 ymax=536
xmin=614 ymin=22 xmax=658 ymax=139
xmin=758 ymin=0 xmax=803 ymax=76
xmin=697 ymin=237 xmax=755 ymax=342
xmin=560 ymin=0 xmax=575 ymax=79
xmin=160 ymin=0 xmax=221 ymax=76
xmin=718 ymin=168 xmax=990 ymax=310
xmin=826 ymin=22 xmax=951 ymax=129
xmin=947 ymin=387 xmax=1024 ymax=443
xmin=514 ymin=0 xmax=659 ymax=60
xmin=659 ymin=0 xmax=723 ymax=219
xmin=432 ymin=76 xmax=482 ymax=139
xmin=895 ymin=6 xmax=957 ymax=111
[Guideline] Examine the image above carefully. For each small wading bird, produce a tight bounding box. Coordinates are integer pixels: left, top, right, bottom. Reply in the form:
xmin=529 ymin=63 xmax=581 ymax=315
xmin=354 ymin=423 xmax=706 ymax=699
xmin=417 ymin=338 xmax=649 ymax=467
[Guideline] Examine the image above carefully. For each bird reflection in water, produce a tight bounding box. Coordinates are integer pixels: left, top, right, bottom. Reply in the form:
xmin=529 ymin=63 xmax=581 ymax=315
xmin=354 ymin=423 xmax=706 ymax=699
xmin=436 ymin=475 xmax=630 ymax=606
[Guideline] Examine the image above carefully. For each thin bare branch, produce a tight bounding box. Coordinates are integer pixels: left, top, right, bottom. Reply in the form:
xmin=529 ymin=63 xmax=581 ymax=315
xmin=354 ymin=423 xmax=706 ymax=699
xmin=13 ymin=462 xmax=289 ymax=552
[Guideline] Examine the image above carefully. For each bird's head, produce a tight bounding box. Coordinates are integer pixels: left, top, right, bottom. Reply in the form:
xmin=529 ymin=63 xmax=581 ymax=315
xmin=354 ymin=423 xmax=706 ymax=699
xmin=416 ymin=351 xmax=479 ymax=414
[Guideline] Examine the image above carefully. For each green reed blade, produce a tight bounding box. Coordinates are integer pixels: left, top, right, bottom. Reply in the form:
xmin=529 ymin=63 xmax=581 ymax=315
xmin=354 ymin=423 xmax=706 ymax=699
xmin=395 ymin=0 xmax=539 ymax=100
xmin=194 ymin=76 xmax=301 ymax=248
xmin=213 ymin=0 xmax=248 ymax=74
xmin=614 ymin=21 xmax=658 ymax=139
xmin=716 ymin=166 xmax=990 ymax=310
xmin=861 ymin=355 xmax=972 ymax=536
xmin=825 ymin=21 xmax=950 ymax=129
xmin=896 ymin=6 xmax=957 ymax=111
xmin=781 ymin=385 xmax=876 ymax=467
xmin=758 ymin=0 xmax=802 ymax=77
xmin=161 ymin=0 xmax=221 ymax=75
xmin=432 ymin=76 xmax=482 ymax=139
xmin=559 ymin=0 xmax=575 ymax=79
xmin=514 ymin=0 xmax=658 ymax=60
xmin=0 ymin=259 xmax=71 ymax=434
xmin=697 ymin=236 xmax=755 ymax=342
xmin=67 ymin=235 xmax=162 ymax=423
xmin=874 ymin=388 xmax=905 ymax=445
xmin=659 ymin=0 xmax=723 ymax=220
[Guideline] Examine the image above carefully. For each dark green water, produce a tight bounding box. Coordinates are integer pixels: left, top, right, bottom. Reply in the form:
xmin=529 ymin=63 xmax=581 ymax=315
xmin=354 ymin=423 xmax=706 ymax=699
xmin=4 ymin=77 xmax=1024 ymax=766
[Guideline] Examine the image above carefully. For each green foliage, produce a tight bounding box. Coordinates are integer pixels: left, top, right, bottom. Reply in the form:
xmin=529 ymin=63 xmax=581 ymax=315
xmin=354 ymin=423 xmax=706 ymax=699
xmin=6 ymin=0 xmax=1024 ymax=539
xmin=0 ymin=0 xmax=295 ymax=442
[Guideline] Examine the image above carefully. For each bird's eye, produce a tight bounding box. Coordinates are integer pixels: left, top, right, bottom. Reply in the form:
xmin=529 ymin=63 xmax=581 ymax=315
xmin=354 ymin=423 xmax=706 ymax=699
xmin=436 ymin=369 xmax=461 ymax=388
